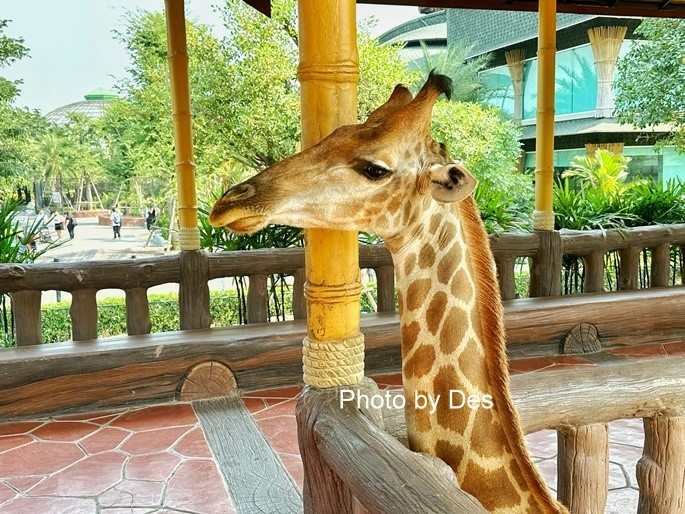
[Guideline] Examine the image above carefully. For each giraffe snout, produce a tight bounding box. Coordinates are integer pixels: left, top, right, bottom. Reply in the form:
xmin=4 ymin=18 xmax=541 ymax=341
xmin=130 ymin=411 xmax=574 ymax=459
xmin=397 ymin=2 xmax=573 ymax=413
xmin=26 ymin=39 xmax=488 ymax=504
xmin=222 ymin=183 xmax=255 ymax=202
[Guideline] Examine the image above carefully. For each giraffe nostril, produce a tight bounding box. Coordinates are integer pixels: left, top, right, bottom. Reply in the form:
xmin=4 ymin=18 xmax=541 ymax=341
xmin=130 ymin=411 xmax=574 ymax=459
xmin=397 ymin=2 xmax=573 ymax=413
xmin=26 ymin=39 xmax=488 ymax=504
xmin=223 ymin=183 xmax=255 ymax=201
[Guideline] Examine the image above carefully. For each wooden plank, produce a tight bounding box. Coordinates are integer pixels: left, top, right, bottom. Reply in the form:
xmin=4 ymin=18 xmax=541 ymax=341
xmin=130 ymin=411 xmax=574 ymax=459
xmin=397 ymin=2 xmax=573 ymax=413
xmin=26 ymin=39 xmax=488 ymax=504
xmin=303 ymin=385 xmax=487 ymax=514
xmin=561 ymin=224 xmax=685 ymax=255
xmin=125 ymin=287 xmax=151 ymax=335
xmin=0 ymin=255 xmax=180 ymax=293
xmin=10 ymin=290 xmax=42 ymax=346
xmin=179 ymin=250 xmax=211 ymax=330
xmin=247 ymin=274 xmax=268 ymax=324
xmin=2 ymin=289 xmax=685 ymax=419
xmin=70 ymin=289 xmax=98 ymax=341
xmin=194 ymin=396 xmax=303 ymax=514
xmin=529 ymin=230 xmax=562 ymax=297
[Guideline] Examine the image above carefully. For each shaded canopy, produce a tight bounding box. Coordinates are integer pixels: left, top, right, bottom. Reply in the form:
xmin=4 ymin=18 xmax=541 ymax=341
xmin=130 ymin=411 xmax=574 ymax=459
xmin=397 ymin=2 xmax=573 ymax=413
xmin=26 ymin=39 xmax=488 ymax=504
xmin=244 ymin=0 xmax=685 ymax=19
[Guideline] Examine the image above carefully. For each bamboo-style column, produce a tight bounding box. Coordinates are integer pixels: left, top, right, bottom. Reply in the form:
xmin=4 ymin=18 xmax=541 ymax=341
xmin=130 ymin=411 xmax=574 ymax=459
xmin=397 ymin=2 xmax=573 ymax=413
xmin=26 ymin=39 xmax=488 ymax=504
xmin=588 ymin=26 xmax=627 ymax=118
xmin=505 ymin=48 xmax=526 ymax=123
xmin=164 ymin=0 xmax=211 ymax=329
xmin=164 ymin=0 xmax=199 ymax=251
xmin=297 ymin=0 xmax=363 ymax=389
xmin=533 ymin=0 xmax=557 ymax=232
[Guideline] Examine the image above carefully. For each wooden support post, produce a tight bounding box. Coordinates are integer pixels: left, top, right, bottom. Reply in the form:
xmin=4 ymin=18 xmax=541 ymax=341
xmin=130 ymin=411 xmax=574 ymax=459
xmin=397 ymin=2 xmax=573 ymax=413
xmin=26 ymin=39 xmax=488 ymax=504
xmin=125 ymin=287 xmax=152 ymax=335
xmin=619 ymin=247 xmax=640 ymax=290
xmin=179 ymin=251 xmax=211 ymax=329
xmin=375 ymin=266 xmax=395 ymax=312
xmin=650 ymin=243 xmax=671 ymax=288
xmin=494 ymin=255 xmax=517 ymax=300
xmin=70 ymin=289 xmax=98 ymax=341
xmin=529 ymin=230 xmax=562 ymax=297
xmin=292 ymin=267 xmax=306 ymax=320
xmin=11 ymin=290 xmax=42 ymax=346
xmin=582 ymin=252 xmax=605 ymax=293
xmin=247 ymin=274 xmax=268 ymax=324
xmin=557 ymin=423 xmax=609 ymax=514
xmin=637 ymin=416 xmax=685 ymax=514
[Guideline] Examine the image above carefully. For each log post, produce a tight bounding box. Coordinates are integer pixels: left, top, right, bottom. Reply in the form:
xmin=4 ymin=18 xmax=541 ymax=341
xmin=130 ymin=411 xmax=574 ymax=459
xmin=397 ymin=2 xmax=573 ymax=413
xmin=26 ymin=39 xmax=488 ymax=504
xmin=557 ymin=423 xmax=609 ymax=514
xmin=529 ymin=230 xmax=562 ymax=297
xmin=637 ymin=416 xmax=685 ymax=514
xmin=582 ymin=252 xmax=605 ymax=293
xmin=650 ymin=243 xmax=671 ymax=288
xmin=247 ymin=274 xmax=269 ymax=324
xmin=619 ymin=246 xmax=640 ymax=290
xmin=125 ymin=287 xmax=152 ymax=335
xmin=70 ymin=289 xmax=98 ymax=341
xmin=494 ymin=255 xmax=517 ymax=300
xmin=375 ymin=266 xmax=395 ymax=313
xmin=11 ymin=290 xmax=42 ymax=346
xmin=292 ymin=267 xmax=306 ymax=320
xmin=178 ymin=250 xmax=211 ymax=330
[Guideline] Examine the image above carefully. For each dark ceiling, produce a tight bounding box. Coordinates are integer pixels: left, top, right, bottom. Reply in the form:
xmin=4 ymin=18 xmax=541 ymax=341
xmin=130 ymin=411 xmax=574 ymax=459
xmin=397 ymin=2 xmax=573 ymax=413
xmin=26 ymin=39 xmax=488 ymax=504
xmin=244 ymin=0 xmax=685 ymax=19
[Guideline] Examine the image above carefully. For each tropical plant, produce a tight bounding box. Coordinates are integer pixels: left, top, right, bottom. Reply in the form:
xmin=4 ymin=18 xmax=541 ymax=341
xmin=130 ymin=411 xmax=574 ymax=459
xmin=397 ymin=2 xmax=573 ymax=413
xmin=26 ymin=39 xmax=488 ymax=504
xmin=561 ymin=149 xmax=631 ymax=194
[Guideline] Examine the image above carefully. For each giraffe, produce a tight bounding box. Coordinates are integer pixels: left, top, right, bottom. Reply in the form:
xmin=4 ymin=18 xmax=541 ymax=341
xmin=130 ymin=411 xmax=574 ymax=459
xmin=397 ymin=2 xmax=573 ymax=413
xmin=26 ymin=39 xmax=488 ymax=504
xmin=209 ymin=72 xmax=568 ymax=514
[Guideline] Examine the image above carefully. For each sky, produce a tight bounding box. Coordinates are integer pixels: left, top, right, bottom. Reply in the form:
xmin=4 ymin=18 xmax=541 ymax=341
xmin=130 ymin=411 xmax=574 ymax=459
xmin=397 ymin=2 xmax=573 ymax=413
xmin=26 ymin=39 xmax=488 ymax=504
xmin=2 ymin=1 xmax=420 ymax=114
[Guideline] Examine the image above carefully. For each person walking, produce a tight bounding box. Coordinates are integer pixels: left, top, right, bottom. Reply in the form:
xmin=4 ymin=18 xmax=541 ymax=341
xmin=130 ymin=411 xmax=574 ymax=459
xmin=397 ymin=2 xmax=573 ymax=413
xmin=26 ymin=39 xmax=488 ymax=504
xmin=53 ymin=211 xmax=65 ymax=239
xmin=65 ymin=212 xmax=77 ymax=240
xmin=110 ymin=207 xmax=122 ymax=239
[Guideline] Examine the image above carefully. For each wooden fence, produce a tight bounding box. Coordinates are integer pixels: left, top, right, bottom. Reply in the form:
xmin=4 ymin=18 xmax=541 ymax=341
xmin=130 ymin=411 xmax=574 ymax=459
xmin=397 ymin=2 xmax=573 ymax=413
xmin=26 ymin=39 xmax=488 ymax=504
xmin=2 ymin=223 xmax=684 ymax=346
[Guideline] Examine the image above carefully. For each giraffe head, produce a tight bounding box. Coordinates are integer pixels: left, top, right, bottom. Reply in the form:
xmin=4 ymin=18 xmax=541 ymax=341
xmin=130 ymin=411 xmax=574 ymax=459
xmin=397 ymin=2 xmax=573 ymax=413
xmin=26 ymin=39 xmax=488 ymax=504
xmin=209 ymin=72 xmax=477 ymax=239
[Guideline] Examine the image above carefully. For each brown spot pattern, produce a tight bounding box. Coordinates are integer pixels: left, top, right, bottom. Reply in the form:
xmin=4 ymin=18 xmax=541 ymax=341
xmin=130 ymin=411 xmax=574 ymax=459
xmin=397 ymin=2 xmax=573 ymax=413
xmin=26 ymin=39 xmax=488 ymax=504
xmin=406 ymin=279 xmax=431 ymax=311
xmin=460 ymin=461 xmax=522 ymax=511
xmin=449 ymin=268 xmax=473 ymax=301
xmin=434 ymin=439 xmax=465 ymax=471
xmin=426 ymin=291 xmax=448 ymax=335
xmin=433 ymin=366 xmax=469 ymax=434
xmin=418 ymin=245 xmax=435 ymax=268
xmin=456 ymin=340 xmax=489 ymax=392
xmin=429 ymin=213 xmax=442 ymax=233
xmin=402 ymin=202 xmax=413 ymax=225
xmin=405 ymin=344 xmax=437 ymax=379
xmin=470 ymin=408 xmax=508 ymax=459
xmin=439 ymin=306 xmax=469 ymax=355
xmin=437 ymin=245 xmax=461 ymax=285
xmin=403 ymin=253 xmax=417 ymax=277
xmin=409 ymin=393 xmax=433 ymax=433
xmin=401 ymin=320 xmax=421 ymax=353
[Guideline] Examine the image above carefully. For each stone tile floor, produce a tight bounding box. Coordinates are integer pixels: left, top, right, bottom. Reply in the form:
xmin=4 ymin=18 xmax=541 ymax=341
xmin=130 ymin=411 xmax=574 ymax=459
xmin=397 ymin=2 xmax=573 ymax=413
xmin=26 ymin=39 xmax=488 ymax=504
xmin=1 ymin=350 xmax=668 ymax=513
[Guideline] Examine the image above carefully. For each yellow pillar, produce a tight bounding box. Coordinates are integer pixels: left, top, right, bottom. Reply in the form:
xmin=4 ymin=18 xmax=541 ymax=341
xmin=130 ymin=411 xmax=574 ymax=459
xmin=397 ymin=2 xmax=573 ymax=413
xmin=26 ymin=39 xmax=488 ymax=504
xmin=297 ymin=0 xmax=363 ymax=388
xmin=164 ymin=0 xmax=200 ymax=250
xmin=533 ymin=0 xmax=557 ymax=231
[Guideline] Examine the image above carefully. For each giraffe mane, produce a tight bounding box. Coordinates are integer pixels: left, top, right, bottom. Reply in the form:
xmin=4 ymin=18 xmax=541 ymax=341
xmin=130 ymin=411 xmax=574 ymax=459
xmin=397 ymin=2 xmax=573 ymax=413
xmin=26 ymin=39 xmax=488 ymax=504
xmin=458 ymin=196 xmax=565 ymax=512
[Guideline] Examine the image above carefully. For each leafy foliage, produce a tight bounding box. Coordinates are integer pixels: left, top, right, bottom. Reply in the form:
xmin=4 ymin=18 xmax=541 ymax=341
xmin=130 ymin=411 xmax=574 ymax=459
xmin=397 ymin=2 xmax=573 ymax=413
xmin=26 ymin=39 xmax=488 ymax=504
xmin=561 ymin=149 xmax=630 ymax=194
xmin=615 ymin=19 xmax=685 ymax=150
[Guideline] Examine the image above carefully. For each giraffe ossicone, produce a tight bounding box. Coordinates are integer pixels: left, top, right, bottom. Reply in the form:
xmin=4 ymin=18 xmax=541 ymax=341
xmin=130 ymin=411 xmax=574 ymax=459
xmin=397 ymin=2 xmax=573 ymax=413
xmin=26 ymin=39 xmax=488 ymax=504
xmin=210 ymin=72 xmax=568 ymax=514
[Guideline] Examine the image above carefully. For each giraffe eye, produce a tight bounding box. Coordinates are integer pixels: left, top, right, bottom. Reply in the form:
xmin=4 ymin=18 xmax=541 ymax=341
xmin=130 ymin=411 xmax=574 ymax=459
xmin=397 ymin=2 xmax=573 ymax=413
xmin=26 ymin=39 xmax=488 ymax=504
xmin=362 ymin=163 xmax=390 ymax=180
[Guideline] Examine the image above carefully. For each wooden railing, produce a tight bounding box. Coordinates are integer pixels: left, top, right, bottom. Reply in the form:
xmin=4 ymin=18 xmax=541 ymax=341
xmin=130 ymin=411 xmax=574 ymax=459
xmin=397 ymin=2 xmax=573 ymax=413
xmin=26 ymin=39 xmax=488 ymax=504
xmin=299 ymin=356 xmax=685 ymax=514
xmin=2 ymin=224 xmax=684 ymax=346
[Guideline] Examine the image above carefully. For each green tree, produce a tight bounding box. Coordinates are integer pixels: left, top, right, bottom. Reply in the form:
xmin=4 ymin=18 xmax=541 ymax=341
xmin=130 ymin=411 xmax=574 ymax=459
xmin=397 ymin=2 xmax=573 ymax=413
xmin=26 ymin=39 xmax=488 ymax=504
xmin=0 ymin=19 xmax=28 ymax=103
xmin=615 ymin=19 xmax=685 ymax=150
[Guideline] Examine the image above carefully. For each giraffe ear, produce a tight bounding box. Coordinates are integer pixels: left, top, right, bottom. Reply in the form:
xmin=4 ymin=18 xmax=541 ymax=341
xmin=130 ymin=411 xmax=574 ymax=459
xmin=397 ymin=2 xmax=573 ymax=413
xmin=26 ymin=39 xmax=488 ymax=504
xmin=428 ymin=162 xmax=478 ymax=204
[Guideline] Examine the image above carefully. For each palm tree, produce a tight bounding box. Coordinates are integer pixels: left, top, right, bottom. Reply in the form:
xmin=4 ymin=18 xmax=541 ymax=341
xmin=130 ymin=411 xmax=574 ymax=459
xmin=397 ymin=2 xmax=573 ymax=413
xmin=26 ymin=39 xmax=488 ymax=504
xmin=414 ymin=41 xmax=493 ymax=103
xmin=562 ymin=148 xmax=631 ymax=194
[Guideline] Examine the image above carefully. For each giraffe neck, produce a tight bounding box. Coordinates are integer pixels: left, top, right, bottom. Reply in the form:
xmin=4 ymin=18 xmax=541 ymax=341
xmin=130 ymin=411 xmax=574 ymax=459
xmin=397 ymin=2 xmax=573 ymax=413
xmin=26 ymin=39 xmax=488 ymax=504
xmin=387 ymin=197 xmax=565 ymax=514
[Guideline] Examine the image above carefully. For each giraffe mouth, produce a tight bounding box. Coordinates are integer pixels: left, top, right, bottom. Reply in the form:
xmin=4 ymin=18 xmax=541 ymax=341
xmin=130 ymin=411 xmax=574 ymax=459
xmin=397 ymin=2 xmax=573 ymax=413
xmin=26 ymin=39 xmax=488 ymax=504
xmin=225 ymin=215 xmax=269 ymax=235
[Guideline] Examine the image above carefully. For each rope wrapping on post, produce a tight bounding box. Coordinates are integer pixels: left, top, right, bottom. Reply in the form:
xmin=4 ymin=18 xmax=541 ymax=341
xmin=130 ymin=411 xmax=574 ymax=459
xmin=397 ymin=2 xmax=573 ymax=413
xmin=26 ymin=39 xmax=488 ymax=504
xmin=178 ymin=226 xmax=201 ymax=251
xmin=303 ymin=332 xmax=365 ymax=388
xmin=533 ymin=209 xmax=556 ymax=231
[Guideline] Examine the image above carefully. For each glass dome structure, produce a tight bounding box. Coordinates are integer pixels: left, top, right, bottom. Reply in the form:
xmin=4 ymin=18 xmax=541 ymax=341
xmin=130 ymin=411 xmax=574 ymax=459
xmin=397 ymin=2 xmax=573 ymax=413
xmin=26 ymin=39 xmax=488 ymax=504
xmin=45 ymin=87 xmax=117 ymax=125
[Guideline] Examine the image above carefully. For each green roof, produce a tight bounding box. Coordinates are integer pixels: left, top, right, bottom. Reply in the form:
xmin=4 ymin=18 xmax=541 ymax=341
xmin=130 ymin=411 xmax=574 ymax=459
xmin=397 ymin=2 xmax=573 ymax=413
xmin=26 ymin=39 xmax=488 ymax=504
xmin=84 ymin=87 xmax=118 ymax=101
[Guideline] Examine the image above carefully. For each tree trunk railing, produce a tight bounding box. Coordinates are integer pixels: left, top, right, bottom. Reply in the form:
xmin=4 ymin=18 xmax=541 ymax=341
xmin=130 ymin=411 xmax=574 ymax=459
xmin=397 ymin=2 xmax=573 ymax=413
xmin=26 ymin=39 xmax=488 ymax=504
xmin=298 ymin=356 xmax=685 ymax=514
xmin=1 ymin=223 xmax=683 ymax=347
